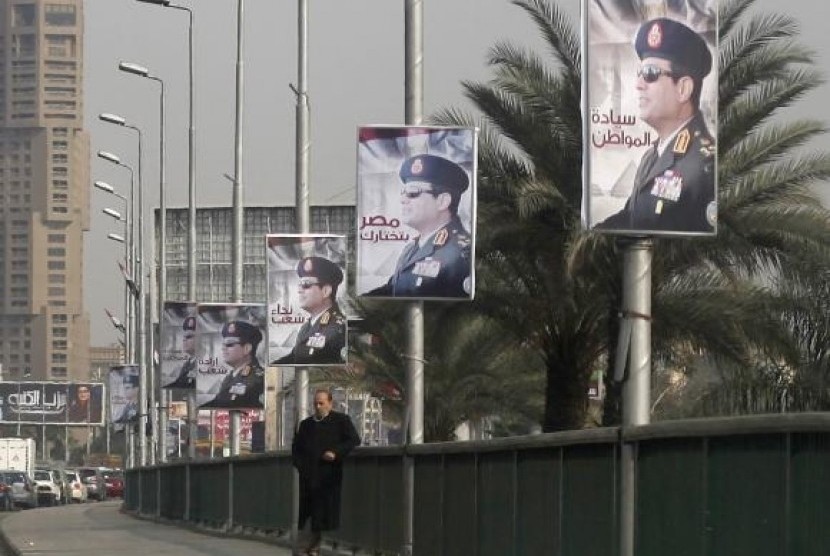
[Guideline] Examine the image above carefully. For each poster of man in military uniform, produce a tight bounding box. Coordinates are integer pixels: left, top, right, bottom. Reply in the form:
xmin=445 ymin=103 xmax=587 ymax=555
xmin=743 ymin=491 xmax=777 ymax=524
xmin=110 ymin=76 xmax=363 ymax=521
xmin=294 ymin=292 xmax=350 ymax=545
xmin=583 ymin=0 xmax=717 ymax=236
xmin=109 ymin=365 xmax=140 ymax=424
xmin=267 ymin=235 xmax=348 ymax=367
xmin=356 ymin=126 xmax=478 ymax=300
xmin=196 ymin=303 xmax=267 ymax=410
xmin=160 ymin=301 xmax=198 ymax=389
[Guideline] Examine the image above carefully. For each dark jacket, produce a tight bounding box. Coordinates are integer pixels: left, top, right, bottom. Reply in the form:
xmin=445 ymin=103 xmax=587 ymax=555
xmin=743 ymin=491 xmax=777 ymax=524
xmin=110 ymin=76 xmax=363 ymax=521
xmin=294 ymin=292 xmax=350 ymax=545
xmin=200 ymin=360 xmax=264 ymax=409
xmin=292 ymin=411 xmax=360 ymax=531
xmin=597 ymin=112 xmax=716 ymax=234
xmin=275 ymin=305 xmax=347 ymax=365
xmin=367 ymin=216 xmax=472 ymax=298
xmin=166 ymin=357 xmax=197 ymax=389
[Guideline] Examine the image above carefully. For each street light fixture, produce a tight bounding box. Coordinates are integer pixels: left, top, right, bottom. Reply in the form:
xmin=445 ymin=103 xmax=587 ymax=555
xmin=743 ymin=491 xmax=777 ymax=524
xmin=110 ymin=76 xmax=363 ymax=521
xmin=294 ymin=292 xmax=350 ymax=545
xmin=118 ymin=61 xmax=150 ymax=77
xmin=93 ymin=180 xmax=115 ymax=194
xmin=103 ymin=208 xmax=122 ymax=220
xmin=97 ymin=150 xmax=121 ymax=165
xmin=99 ymin=113 xmax=127 ymax=126
xmin=136 ymin=0 xmax=171 ymax=5
xmin=107 ymin=233 xmax=126 ymax=243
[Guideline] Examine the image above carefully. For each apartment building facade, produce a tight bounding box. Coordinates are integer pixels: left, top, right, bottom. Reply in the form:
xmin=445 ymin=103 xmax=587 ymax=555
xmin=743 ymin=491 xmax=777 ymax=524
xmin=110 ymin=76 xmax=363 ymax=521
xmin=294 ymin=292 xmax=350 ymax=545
xmin=0 ymin=0 xmax=89 ymax=381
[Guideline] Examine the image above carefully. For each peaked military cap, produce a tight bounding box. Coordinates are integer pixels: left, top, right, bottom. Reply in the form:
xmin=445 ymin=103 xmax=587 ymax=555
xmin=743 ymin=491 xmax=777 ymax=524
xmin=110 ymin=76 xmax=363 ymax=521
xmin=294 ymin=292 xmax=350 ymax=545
xmin=297 ymin=256 xmax=344 ymax=287
xmin=182 ymin=316 xmax=196 ymax=335
xmin=399 ymin=154 xmax=469 ymax=197
xmin=221 ymin=320 xmax=262 ymax=347
xmin=635 ymin=18 xmax=712 ymax=79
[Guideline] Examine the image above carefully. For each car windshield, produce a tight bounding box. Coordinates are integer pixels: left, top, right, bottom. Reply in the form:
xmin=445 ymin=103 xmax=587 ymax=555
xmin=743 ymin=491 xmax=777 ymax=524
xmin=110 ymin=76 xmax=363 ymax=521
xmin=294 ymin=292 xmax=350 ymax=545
xmin=66 ymin=472 xmax=78 ymax=481
xmin=78 ymin=469 xmax=95 ymax=478
xmin=4 ymin=472 xmax=26 ymax=483
xmin=34 ymin=471 xmax=51 ymax=480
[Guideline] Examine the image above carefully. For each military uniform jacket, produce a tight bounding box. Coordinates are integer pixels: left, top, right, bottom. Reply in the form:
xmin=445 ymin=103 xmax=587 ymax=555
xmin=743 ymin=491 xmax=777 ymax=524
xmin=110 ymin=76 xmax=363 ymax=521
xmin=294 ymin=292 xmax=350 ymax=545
xmin=368 ymin=216 xmax=472 ymax=298
xmin=276 ymin=305 xmax=346 ymax=365
xmin=202 ymin=360 xmax=264 ymax=409
xmin=597 ymin=112 xmax=716 ymax=234
xmin=166 ymin=357 xmax=196 ymax=389
xmin=114 ymin=401 xmax=138 ymax=424
xmin=292 ymin=411 xmax=360 ymax=531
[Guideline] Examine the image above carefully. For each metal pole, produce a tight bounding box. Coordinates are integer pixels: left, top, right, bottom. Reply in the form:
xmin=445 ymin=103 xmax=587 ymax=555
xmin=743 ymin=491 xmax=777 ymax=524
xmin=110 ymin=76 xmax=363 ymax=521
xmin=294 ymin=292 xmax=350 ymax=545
xmin=131 ymin=163 xmax=148 ymax=468
xmin=152 ymin=75 xmax=168 ymax=463
xmin=402 ymin=1 xmax=423 ymax=555
xmin=620 ymin=238 xmax=652 ymax=556
xmin=229 ymin=0 xmax=245 ymax=457
xmin=182 ymin=4 xmax=200 ymax=463
xmin=292 ymin=0 xmax=310 ymax=548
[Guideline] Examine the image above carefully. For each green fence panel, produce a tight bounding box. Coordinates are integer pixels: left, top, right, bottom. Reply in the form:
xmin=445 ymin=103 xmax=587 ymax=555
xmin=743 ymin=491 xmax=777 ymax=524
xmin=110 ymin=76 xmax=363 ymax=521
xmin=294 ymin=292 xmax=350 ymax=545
xmin=375 ymin=455 xmax=404 ymax=554
xmin=232 ymin=456 xmax=284 ymax=530
xmin=789 ymin=432 xmax=830 ymax=556
xmin=516 ymin=447 xmax=561 ymax=556
xmin=124 ymin=470 xmax=139 ymax=511
xmin=705 ymin=434 xmax=786 ymax=556
xmin=336 ymin=456 xmax=380 ymax=549
xmin=159 ymin=465 xmax=186 ymax=520
xmin=478 ymin=451 xmax=516 ymax=556
xmin=414 ymin=454 xmax=444 ymax=556
xmin=443 ymin=453 xmax=477 ymax=555
xmin=190 ymin=463 xmax=230 ymax=526
xmin=141 ymin=468 xmax=158 ymax=515
xmin=561 ymin=443 xmax=617 ymax=556
xmin=637 ymin=438 xmax=705 ymax=556
xmin=272 ymin=457 xmax=294 ymax=529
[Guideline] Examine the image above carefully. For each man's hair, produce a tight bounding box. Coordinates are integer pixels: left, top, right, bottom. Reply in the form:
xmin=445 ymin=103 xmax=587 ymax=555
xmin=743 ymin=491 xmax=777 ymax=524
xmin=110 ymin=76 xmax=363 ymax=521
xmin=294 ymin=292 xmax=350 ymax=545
xmin=314 ymin=389 xmax=333 ymax=402
xmin=670 ymin=62 xmax=703 ymax=110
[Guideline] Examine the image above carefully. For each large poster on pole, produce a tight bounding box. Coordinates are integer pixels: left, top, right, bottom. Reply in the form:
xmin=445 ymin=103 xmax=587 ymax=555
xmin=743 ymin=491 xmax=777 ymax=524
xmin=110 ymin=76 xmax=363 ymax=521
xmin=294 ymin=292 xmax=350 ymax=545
xmin=0 ymin=382 xmax=104 ymax=425
xmin=109 ymin=365 xmax=139 ymax=424
xmin=356 ymin=126 xmax=478 ymax=300
xmin=160 ymin=301 xmax=198 ymax=389
xmin=266 ymin=234 xmax=348 ymax=367
xmin=195 ymin=303 xmax=267 ymax=410
xmin=582 ymin=0 xmax=718 ymax=236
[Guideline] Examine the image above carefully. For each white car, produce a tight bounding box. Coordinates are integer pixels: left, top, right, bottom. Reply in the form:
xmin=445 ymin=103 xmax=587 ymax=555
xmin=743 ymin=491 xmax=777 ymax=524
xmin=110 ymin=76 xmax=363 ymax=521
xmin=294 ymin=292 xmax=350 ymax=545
xmin=33 ymin=469 xmax=62 ymax=506
xmin=65 ymin=470 xmax=88 ymax=503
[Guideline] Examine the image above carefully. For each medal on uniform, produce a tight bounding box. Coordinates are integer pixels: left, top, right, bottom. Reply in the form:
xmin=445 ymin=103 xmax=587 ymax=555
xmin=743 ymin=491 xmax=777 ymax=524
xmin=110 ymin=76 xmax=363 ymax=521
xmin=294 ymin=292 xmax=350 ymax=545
xmin=414 ymin=259 xmax=440 ymax=278
xmin=230 ymin=383 xmax=247 ymax=395
xmin=655 ymin=200 xmax=663 ymax=214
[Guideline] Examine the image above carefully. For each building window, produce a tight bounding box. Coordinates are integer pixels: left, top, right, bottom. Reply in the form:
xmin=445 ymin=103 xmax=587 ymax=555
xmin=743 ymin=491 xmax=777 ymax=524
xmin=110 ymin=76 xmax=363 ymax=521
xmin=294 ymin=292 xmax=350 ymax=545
xmin=52 ymin=314 xmax=68 ymax=324
xmin=47 ymin=260 xmax=65 ymax=270
xmin=12 ymin=5 xmax=36 ymax=27
xmin=48 ymin=234 xmax=65 ymax=243
xmin=47 ymin=247 xmax=65 ymax=256
xmin=52 ymin=327 xmax=67 ymax=337
xmin=52 ymin=206 xmax=68 ymax=214
xmin=45 ymin=4 xmax=77 ymax=26
xmin=48 ymin=274 xmax=65 ymax=284
xmin=50 ymin=367 xmax=67 ymax=378
xmin=52 ymin=340 xmax=67 ymax=350
xmin=51 ymin=154 xmax=68 ymax=164
xmin=52 ymin=193 xmax=68 ymax=203
xmin=48 ymin=287 xmax=65 ymax=297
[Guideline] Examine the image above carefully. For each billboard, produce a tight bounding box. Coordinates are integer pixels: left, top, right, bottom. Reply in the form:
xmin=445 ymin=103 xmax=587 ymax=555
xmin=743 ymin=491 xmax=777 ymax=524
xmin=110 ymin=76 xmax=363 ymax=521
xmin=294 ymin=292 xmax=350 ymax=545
xmin=0 ymin=382 xmax=105 ymax=425
xmin=356 ymin=125 xmax=478 ymax=300
xmin=160 ymin=301 xmax=198 ymax=389
xmin=195 ymin=303 xmax=267 ymax=410
xmin=582 ymin=0 xmax=718 ymax=236
xmin=109 ymin=365 xmax=139 ymax=424
xmin=266 ymin=234 xmax=348 ymax=366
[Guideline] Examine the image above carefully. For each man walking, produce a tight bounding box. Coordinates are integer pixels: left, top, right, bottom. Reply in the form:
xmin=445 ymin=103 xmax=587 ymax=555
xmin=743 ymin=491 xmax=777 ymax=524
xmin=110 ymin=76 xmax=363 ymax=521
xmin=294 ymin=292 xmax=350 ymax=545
xmin=292 ymin=390 xmax=360 ymax=556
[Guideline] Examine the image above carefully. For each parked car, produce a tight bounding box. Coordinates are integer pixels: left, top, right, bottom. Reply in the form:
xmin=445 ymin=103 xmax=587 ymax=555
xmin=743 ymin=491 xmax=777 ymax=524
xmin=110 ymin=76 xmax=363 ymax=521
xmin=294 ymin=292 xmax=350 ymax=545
xmin=51 ymin=468 xmax=71 ymax=504
xmin=33 ymin=469 xmax=62 ymax=506
xmin=65 ymin=469 xmax=88 ymax=503
xmin=102 ymin=469 xmax=124 ymax=498
xmin=0 ymin=470 xmax=37 ymax=509
xmin=76 ymin=467 xmax=106 ymax=501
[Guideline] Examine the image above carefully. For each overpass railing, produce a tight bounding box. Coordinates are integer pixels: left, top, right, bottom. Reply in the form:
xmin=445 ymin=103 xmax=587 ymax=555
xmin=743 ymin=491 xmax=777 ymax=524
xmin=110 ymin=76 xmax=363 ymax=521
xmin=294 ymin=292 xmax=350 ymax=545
xmin=124 ymin=413 xmax=830 ymax=555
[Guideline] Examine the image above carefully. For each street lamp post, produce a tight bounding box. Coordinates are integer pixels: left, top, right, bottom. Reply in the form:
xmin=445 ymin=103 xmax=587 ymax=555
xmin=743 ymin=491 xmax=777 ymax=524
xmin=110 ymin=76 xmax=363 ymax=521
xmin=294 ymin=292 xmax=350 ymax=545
xmin=95 ymin=180 xmax=134 ymax=362
xmin=98 ymin=150 xmax=148 ymax=468
xmin=135 ymin=0 xmax=199 ymax=463
xmin=118 ymin=61 xmax=168 ymax=463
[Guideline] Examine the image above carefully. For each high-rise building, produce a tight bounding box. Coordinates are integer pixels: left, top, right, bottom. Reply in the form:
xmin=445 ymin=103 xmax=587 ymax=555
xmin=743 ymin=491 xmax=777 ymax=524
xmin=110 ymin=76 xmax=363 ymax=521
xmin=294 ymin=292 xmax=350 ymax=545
xmin=0 ymin=0 xmax=89 ymax=381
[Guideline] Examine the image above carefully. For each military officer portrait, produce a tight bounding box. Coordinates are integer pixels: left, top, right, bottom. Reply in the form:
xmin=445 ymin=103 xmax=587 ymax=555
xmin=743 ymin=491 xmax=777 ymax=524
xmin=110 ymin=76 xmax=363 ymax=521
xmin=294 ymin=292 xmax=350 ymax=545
xmin=201 ymin=320 xmax=265 ymax=409
xmin=113 ymin=372 xmax=139 ymax=424
xmin=165 ymin=316 xmax=198 ymax=389
xmin=275 ymin=256 xmax=347 ymax=366
xmin=592 ymin=16 xmax=717 ymax=235
xmin=365 ymin=153 xmax=474 ymax=298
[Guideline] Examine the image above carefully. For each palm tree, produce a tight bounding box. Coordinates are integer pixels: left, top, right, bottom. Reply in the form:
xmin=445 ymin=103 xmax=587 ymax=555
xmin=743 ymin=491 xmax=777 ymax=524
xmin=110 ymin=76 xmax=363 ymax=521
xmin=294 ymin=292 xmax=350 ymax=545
xmin=345 ymin=301 xmax=545 ymax=442
xmin=432 ymin=0 xmax=830 ymax=431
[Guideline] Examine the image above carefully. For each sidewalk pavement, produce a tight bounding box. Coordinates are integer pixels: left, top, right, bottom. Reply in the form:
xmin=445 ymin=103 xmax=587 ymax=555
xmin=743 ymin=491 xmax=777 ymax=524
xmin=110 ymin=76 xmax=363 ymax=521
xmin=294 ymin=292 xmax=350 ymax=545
xmin=0 ymin=501 xmax=294 ymax=556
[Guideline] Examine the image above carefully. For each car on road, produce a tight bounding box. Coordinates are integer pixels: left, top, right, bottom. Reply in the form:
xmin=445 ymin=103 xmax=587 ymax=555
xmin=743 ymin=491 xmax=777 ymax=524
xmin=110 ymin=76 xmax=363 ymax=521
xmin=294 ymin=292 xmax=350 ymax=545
xmin=0 ymin=475 xmax=14 ymax=511
xmin=65 ymin=469 xmax=88 ymax=503
xmin=102 ymin=469 xmax=124 ymax=498
xmin=33 ymin=469 xmax=63 ymax=506
xmin=0 ymin=470 xmax=37 ymax=509
xmin=76 ymin=467 xmax=106 ymax=501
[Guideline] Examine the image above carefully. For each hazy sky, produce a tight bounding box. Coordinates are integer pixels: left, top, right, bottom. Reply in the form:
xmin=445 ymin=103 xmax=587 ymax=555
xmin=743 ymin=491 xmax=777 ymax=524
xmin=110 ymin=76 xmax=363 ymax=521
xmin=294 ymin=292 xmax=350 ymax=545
xmin=85 ymin=0 xmax=829 ymax=344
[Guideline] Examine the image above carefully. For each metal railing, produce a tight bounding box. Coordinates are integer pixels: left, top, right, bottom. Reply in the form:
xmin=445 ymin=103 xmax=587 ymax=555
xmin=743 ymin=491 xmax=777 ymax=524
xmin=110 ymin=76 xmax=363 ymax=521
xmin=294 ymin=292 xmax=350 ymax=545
xmin=125 ymin=413 xmax=830 ymax=555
